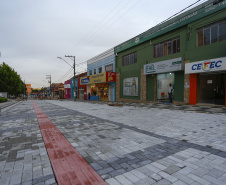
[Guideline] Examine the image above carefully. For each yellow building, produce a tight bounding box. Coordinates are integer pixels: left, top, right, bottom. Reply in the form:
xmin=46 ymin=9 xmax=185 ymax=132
xmin=26 ymin=84 xmax=32 ymax=95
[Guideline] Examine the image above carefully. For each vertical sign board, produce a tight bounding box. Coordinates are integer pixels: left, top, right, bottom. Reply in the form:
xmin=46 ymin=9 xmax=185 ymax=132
xmin=106 ymin=72 xmax=116 ymax=82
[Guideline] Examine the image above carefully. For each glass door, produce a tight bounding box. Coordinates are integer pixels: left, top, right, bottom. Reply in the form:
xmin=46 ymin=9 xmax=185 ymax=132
xmin=214 ymin=74 xmax=225 ymax=105
xmin=197 ymin=74 xmax=225 ymax=105
xmin=157 ymin=73 xmax=174 ymax=102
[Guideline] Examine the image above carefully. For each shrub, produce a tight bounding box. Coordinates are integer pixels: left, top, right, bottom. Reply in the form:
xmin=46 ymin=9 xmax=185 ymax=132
xmin=0 ymin=97 xmax=7 ymax=103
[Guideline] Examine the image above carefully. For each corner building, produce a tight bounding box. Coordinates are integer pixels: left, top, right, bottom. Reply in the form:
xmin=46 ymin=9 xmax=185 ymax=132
xmin=115 ymin=0 xmax=226 ymax=106
xmin=86 ymin=48 xmax=116 ymax=101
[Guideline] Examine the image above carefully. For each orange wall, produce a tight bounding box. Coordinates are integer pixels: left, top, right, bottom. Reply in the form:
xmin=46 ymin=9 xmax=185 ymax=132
xmin=26 ymin=84 xmax=32 ymax=95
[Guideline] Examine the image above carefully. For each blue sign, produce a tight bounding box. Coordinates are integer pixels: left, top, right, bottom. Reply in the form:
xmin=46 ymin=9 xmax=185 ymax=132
xmin=81 ymin=78 xmax=90 ymax=84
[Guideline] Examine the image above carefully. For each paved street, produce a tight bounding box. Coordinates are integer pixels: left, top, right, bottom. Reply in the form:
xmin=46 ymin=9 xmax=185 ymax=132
xmin=1 ymin=100 xmax=226 ymax=185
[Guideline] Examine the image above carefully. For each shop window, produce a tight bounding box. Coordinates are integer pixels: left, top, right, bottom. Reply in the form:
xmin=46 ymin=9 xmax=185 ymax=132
xmin=94 ymin=69 xmax=96 ymax=74
xmin=98 ymin=67 xmax=102 ymax=73
xmin=154 ymin=37 xmax=180 ymax=58
xmin=197 ymin=20 xmax=226 ymax=47
xmin=89 ymin=70 xmax=92 ymax=75
xmin=122 ymin=52 xmax=137 ymax=66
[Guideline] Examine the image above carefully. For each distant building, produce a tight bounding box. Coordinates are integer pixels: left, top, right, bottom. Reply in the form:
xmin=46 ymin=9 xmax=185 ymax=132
xmin=26 ymin=84 xmax=32 ymax=95
xmin=0 ymin=92 xmax=7 ymax=98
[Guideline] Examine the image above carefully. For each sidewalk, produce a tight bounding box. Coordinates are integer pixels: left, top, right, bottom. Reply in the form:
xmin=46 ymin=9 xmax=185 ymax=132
xmin=0 ymin=100 xmax=226 ymax=185
xmin=61 ymin=99 xmax=226 ymax=114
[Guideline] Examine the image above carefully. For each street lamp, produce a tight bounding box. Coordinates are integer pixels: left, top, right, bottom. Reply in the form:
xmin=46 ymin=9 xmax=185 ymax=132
xmin=57 ymin=56 xmax=76 ymax=101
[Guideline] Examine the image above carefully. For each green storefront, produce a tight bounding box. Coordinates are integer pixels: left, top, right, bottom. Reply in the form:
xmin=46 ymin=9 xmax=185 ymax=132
xmin=115 ymin=0 xmax=226 ymax=104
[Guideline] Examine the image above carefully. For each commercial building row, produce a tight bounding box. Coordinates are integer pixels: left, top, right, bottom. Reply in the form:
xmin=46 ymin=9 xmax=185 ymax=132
xmin=63 ymin=0 xmax=226 ymax=106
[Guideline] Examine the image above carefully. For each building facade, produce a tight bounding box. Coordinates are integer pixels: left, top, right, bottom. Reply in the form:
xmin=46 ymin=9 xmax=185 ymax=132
xmin=115 ymin=0 xmax=226 ymax=106
xmin=26 ymin=84 xmax=32 ymax=95
xmin=87 ymin=48 xmax=116 ymax=101
xmin=64 ymin=80 xmax=71 ymax=99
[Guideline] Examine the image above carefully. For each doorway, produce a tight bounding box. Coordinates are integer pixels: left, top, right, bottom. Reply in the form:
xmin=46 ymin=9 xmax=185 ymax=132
xmin=157 ymin=73 xmax=174 ymax=102
xmin=109 ymin=86 xmax=113 ymax=101
xmin=79 ymin=87 xmax=84 ymax=100
xmin=197 ymin=73 xmax=225 ymax=105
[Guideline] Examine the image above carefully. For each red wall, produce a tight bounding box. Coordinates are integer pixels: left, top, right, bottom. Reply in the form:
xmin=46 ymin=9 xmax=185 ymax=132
xmin=189 ymin=74 xmax=197 ymax=105
xmin=78 ymin=78 xmax=87 ymax=100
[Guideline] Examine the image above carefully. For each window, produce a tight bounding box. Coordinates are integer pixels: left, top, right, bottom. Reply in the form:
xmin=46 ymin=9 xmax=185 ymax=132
xmin=219 ymin=21 xmax=226 ymax=41
xmin=122 ymin=52 xmax=137 ymax=66
xmin=89 ymin=70 xmax=92 ymax=75
xmin=98 ymin=67 xmax=102 ymax=73
xmin=105 ymin=64 xmax=113 ymax=72
xmin=154 ymin=37 xmax=180 ymax=58
xmin=197 ymin=20 xmax=226 ymax=47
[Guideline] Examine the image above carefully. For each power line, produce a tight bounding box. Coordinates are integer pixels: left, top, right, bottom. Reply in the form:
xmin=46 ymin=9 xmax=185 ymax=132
xmin=64 ymin=0 xmax=140 ymax=56
xmin=64 ymin=0 xmax=128 ymax=54
xmin=69 ymin=0 xmax=144 ymax=65
xmin=55 ymin=67 xmax=73 ymax=83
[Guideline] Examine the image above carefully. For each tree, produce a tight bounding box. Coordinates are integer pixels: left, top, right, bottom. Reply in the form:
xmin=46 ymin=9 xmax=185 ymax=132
xmin=0 ymin=62 xmax=25 ymax=96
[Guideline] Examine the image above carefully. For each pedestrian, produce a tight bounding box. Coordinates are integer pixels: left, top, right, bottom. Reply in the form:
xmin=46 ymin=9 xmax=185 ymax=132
xmin=88 ymin=92 xmax=91 ymax=101
xmin=168 ymin=83 xmax=173 ymax=103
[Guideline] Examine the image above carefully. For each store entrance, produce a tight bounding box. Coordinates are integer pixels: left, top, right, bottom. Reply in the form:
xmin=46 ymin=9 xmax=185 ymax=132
xmin=98 ymin=87 xmax=108 ymax=101
xmin=157 ymin=73 xmax=174 ymax=102
xmin=109 ymin=86 xmax=113 ymax=101
xmin=79 ymin=87 xmax=84 ymax=100
xmin=197 ymin=73 xmax=225 ymax=105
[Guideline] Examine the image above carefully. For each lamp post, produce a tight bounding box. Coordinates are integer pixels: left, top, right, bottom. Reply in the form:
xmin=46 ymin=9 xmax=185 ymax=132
xmin=57 ymin=56 xmax=76 ymax=101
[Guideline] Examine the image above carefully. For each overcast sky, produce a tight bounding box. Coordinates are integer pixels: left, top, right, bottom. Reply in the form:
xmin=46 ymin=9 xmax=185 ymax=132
xmin=0 ymin=0 xmax=207 ymax=88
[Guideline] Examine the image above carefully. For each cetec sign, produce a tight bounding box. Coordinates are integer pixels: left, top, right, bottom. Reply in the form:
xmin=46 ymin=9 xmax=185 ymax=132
xmin=185 ymin=57 xmax=226 ymax=74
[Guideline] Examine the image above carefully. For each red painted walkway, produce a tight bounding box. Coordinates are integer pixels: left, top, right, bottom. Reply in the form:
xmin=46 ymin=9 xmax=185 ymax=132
xmin=32 ymin=101 xmax=108 ymax=185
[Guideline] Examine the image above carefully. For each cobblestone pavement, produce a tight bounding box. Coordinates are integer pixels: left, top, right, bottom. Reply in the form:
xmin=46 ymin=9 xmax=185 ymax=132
xmin=1 ymin=100 xmax=226 ymax=185
xmin=0 ymin=101 xmax=56 ymax=185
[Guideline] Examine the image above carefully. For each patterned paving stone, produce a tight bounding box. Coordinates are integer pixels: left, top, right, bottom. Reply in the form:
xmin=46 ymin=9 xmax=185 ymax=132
xmin=1 ymin=100 xmax=226 ymax=185
xmin=0 ymin=101 xmax=56 ymax=185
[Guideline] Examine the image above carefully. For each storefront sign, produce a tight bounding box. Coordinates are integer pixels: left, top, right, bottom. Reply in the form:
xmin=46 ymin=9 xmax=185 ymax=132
xmin=80 ymin=77 xmax=90 ymax=84
xmin=185 ymin=57 xmax=226 ymax=74
xmin=64 ymin=84 xmax=71 ymax=88
xmin=123 ymin=77 xmax=138 ymax=96
xmin=95 ymin=83 xmax=109 ymax=87
xmin=106 ymin=72 xmax=115 ymax=82
xmin=90 ymin=72 xmax=106 ymax=84
xmin=89 ymin=72 xmax=116 ymax=84
xmin=144 ymin=58 xmax=183 ymax=75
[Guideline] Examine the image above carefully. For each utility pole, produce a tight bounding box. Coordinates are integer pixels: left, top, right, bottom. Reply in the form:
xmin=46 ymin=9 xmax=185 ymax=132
xmin=24 ymin=80 xmax=25 ymax=100
xmin=46 ymin=75 xmax=51 ymax=99
xmin=65 ymin=55 xmax=76 ymax=101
